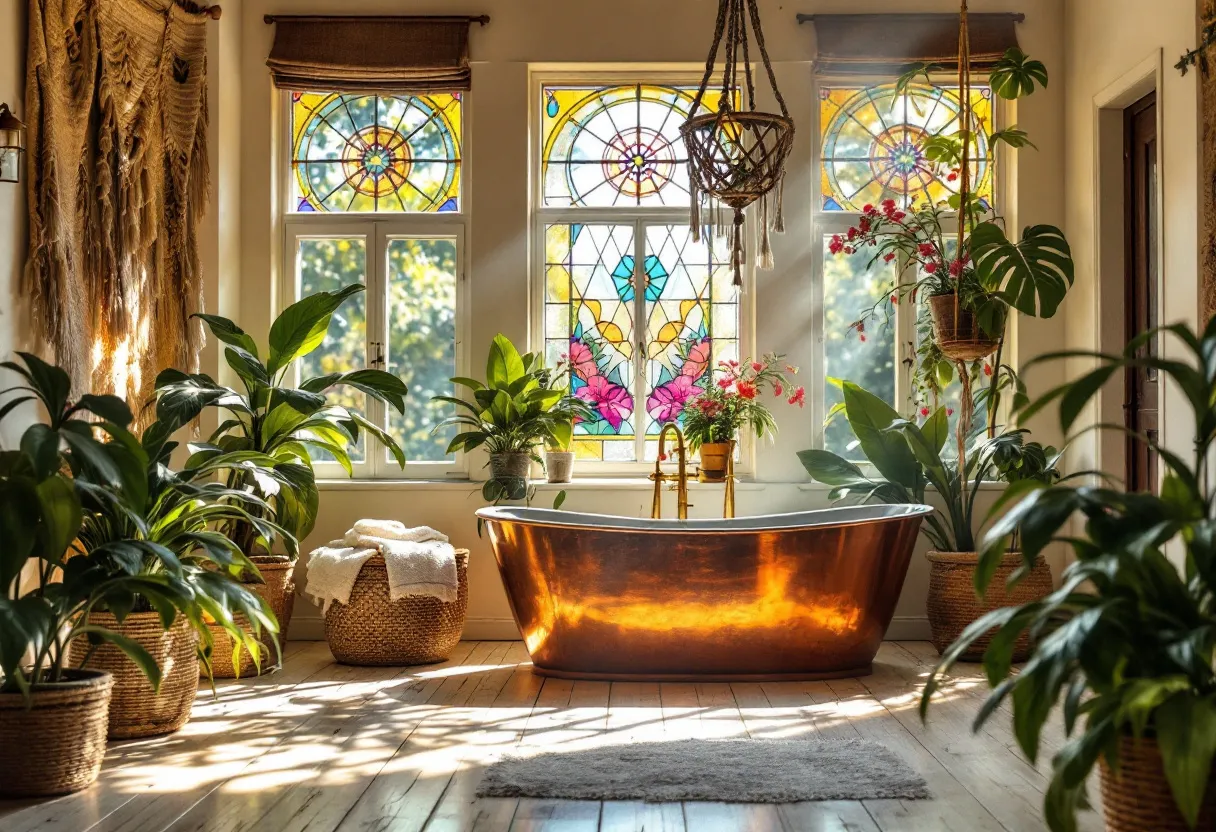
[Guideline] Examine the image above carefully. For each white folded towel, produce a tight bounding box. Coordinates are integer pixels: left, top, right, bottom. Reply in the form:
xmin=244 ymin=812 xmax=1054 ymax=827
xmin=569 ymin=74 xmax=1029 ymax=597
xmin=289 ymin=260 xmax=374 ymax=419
xmin=305 ymin=522 xmax=458 ymax=613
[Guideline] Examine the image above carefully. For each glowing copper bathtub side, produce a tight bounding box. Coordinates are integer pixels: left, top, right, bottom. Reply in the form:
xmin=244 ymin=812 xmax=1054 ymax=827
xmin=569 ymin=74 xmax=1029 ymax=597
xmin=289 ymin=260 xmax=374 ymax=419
xmin=476 ymin=505 xmax=932 ymax=681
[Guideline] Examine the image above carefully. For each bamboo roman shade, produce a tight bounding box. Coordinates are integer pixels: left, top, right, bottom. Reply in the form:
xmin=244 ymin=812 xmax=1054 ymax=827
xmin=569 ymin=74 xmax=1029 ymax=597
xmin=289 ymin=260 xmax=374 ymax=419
xmin=265 ymin=15 xmax=487 ymax=92
xmin=801 ymin=13 xmax=1023 ymax=75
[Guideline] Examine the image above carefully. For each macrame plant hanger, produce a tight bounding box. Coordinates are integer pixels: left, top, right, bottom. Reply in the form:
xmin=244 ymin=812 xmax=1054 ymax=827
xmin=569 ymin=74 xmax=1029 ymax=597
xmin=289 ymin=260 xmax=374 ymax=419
xmin=681 ymin=0 xmax=795 ymax=289
xmin=954 ymin=0 xmax=976 ymax=467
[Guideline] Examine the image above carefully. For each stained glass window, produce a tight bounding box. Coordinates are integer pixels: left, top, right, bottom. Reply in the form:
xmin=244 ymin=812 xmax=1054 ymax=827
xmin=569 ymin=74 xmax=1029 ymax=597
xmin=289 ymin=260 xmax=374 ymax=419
xmin=819 ymin=83 xmax=994 ymax=212
xmin=541 ymin=84 xmax=733 ymax=208
xmin=544 ymin=222 xmax=736 ymax=462
xmin=291 ymin=91 xmax=462 ymax=213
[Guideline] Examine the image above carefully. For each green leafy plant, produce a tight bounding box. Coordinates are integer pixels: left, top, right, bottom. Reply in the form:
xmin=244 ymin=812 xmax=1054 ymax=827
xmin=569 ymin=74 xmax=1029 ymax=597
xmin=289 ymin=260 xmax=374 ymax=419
xmin=799 ymin=381 xmax=1059 ymax=552
xmin=921 ymin=318 xmax=1216 ymax=832
xmin=74 ymin=417 xmax=284 ymax=676
xmin=0 ymin=356 xmax=173 ymax=697
xmin=152 ymin=284 xmax=408 ymax=558
xmin=436 ymin=334 xmax=586 ymax=462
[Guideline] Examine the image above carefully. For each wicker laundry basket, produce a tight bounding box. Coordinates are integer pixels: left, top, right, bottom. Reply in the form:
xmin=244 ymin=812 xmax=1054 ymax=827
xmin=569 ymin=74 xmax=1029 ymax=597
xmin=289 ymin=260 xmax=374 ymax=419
xmin=325 ymin=550 xmax=469 ymax=666
xmin=202 ymin=558 xmax=295 ymax=679
xmin=69 ymin=611 xmax=198 ymax=738
xmin=926 ymin=551 xmax=1053 ymax=661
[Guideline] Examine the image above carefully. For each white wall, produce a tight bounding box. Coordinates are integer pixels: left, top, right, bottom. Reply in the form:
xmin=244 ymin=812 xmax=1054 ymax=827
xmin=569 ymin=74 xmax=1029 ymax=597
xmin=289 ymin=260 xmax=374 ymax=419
xmin=1061 ymin=0 xmax=1199 ymax=481
xmin=231 ymin=0 xmax=1068 ymax=640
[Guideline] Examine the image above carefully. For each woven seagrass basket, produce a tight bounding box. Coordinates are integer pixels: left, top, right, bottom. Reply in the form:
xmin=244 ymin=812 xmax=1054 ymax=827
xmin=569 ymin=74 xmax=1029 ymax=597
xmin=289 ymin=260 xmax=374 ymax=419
xmin=926 ymin=551 xmax=1053 ymax=661
xmin=69 ymin=611 xmax=198 ymax=739
xmin=325 ymin=550 xmax=469 ymax=666
xmin=929 ymin=294 xmax=1000 ymax=362
xmin=1101 ymin=734 xmax=1216 ymax=831
xmin=0 ymin=670 xmax=114 ymax=797
xmin=202 ymin=558 xmax=295 ymax=679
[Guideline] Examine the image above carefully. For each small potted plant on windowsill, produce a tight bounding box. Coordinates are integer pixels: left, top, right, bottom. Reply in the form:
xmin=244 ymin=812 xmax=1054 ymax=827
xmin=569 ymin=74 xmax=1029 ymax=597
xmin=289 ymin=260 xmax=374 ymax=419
xmin=152 ymin=283 xmax=408 ymax=676
xmin=436 ymin=334 xmax=583 ymax=500
xmin=683 ymin=355 xmax=802 ymax=482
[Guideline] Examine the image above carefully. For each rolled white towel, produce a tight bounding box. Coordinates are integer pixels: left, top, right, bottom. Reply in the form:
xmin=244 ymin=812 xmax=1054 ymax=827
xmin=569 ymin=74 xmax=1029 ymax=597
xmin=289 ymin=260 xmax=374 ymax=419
xmin=352 ymin=519 xmax=449 ymax=544
xmin=304 ymin=541 xmax=379 ymax=614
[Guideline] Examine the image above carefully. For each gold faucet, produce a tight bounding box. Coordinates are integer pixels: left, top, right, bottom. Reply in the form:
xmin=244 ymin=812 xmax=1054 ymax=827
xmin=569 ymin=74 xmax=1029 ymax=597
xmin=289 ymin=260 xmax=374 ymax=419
xmin=650 ymin=422 xmax=691 ymax=520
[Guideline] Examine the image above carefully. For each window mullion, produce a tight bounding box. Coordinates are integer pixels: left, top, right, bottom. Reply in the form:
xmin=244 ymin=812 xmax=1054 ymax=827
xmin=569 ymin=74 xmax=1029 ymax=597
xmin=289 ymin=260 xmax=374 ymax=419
xmin=368 ymin=221 xmax=387 ymax=479
xmin=634 ymin=219 xmax=648 ymax=464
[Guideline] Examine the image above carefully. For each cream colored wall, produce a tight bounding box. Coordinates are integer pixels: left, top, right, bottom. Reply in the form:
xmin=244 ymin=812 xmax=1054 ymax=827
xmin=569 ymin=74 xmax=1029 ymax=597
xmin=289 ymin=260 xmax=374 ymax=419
xmin=229 ymin=0 xmax=1069 ymax=640
xmin=0 ymin=0 xmax=26 ymax=451
xmin=1061 ymin=0 xmax=1199 ymax=481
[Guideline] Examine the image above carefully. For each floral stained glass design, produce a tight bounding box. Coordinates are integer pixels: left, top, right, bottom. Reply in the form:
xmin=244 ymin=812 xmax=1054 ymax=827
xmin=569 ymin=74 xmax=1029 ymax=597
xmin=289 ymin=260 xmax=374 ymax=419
xmin=291 ymin=91 xmax=461 ymax=213
xmin=541 ymin=84 xmax=733 ymax=208
xmin=819 ymin=83 xmax=994 ymax=212
xmin=544 ymin=223 xmax=736 ymax=462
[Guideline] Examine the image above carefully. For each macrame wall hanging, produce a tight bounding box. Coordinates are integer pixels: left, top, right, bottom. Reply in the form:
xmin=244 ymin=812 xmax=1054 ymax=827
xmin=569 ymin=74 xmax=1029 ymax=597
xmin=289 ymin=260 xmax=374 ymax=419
xmin=681 ymin=0 xmax=795 ymax=289
xmin=25 ymin=0 xmax=216 ymax=404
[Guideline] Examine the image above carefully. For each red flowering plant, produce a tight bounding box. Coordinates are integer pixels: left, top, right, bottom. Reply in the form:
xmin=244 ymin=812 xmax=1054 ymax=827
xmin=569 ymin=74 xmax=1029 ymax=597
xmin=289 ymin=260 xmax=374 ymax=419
xmin=681 ymin=355 xmax=803 ymax=452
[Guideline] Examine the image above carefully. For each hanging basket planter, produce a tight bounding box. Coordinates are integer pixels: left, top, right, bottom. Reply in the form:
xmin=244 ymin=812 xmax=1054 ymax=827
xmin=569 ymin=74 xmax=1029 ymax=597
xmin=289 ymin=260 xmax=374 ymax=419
xmin=928 ymin=294 xmax=1000 ymax=361
xmin=681 ymin=0 xmax=794 ymax=288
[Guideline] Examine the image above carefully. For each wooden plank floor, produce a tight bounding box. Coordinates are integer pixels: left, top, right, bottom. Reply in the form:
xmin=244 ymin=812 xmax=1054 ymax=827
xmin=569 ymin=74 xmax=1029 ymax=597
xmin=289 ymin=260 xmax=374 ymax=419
xmin=0 ymin=641 xmax=1101 ymax=832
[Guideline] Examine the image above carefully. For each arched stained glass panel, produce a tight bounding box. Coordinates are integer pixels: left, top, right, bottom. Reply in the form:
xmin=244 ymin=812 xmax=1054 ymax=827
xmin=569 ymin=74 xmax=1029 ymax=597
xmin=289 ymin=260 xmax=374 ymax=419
xmin=291 ymin=91 xmax=462 ymax=213
xmin=541 ymin=84 xmax=733 ymax=208
xmin=819 ymin=83 xmax=994 ymax=212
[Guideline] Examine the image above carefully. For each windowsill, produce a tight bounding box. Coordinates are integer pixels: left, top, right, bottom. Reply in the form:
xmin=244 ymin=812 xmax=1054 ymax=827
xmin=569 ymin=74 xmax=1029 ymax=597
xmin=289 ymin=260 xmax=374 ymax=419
xmin=317 ymin=477 xmax=771 ymax=492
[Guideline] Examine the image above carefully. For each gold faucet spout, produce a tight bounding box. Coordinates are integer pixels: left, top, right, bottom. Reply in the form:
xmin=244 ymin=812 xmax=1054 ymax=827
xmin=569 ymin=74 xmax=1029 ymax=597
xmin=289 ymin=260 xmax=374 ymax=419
xmin=651 ymin=422 xmax=690 ymax=520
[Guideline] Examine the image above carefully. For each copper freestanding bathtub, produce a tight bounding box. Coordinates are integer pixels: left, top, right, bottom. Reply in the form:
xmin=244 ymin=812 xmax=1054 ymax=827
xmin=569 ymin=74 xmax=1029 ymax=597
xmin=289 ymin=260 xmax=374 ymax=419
xmin=476 ymin=504 xmax=932 ymax=681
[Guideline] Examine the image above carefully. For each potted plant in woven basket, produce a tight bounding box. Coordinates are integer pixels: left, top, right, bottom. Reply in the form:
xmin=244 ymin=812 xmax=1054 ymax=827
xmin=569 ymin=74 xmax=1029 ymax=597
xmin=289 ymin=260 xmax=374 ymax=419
xmin=682 ymin=354 xmax=803 ymax=482
xmin=153 ymin=283 xmax=408 ymax=676
xmin=0 ymin=354 xmax=179 ymax=796
xmin=70 ymin=416 xmax=282 ymax=737
xmin=437 ymin=334 xmax=586 ymax=501
xmin=922 ymin=316 xmax=1216 ymax=832
xmin=799 ymin=381 xmax=1061 ymax=660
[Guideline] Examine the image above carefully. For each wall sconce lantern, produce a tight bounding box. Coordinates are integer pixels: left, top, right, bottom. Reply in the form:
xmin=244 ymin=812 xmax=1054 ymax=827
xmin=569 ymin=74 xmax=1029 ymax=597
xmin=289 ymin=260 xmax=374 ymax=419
xmin=0 ymin=103 xmax=27 ymax=184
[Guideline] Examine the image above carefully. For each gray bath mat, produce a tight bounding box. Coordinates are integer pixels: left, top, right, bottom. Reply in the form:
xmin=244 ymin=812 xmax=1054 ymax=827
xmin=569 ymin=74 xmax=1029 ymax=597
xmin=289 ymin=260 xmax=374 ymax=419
xmin=476 ymin=738 xmax=931 ymax=803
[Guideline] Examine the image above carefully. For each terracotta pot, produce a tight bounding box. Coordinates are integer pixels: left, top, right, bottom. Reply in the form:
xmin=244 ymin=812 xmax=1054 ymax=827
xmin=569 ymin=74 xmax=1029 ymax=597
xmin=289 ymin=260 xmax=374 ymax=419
xmin=544 ymin=450 xmax=575 ymax=484
xmin=925 ymin=551 xmax=1053 ymax=661
xmin=490 ymin=452 xmax=531 ymax=499
xmin=1101 ymin=733 xmax=1216 ymax=831
xmin=69 ymin=611 xmax=198 ymax=739
xmin=0 ymin=670 xmax=114 ymax=797
xmin=928 ymin=294 xmax=1000 ymax=361
xmin=202 ymin=557 xmax=294 ymax=679
xmin=698 ymin=441 xmax=735 ymax=483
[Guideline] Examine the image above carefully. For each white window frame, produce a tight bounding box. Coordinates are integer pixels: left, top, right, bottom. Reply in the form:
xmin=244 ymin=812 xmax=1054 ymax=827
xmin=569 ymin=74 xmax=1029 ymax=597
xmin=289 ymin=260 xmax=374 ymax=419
xmin=810 ymin=74 xmax=1011 ymax=452
xmin=530 ymin=70 xmax=756 ymax=476
xmin=279 ymin=90 xmax=469 ymax=480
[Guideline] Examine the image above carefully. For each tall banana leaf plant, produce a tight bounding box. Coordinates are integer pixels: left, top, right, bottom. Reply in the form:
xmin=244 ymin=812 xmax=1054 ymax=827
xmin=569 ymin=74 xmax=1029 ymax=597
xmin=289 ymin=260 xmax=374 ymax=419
xmin=921 ymin=318 xmax=1216 ymax=832
xmin=153 ymin=284 xmax=409 ymax=557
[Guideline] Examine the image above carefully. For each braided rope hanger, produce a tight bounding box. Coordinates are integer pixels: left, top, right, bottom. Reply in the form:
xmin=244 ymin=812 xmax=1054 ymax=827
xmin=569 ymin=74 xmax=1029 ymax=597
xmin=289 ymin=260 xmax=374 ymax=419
xmin=680 ymin=0 xmax=794 ymax=289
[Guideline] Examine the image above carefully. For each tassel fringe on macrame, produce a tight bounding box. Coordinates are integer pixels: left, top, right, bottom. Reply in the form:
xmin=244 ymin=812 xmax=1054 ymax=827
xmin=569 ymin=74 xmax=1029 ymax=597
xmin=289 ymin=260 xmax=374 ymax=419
xmin=690 ymin=171 xmax=786 ymax=289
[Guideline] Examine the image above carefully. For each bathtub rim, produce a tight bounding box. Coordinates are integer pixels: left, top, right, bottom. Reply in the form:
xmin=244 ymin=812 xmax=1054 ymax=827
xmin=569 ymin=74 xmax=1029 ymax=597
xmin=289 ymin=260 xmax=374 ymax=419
xmin=474 ymin=503 xmax=934 ymax=535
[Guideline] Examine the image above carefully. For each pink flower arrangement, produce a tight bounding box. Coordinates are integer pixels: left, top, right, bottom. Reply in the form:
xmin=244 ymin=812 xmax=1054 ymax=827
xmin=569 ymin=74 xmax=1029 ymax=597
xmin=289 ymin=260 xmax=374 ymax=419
xmin=680 ymin=353 xmax=804 ymax=449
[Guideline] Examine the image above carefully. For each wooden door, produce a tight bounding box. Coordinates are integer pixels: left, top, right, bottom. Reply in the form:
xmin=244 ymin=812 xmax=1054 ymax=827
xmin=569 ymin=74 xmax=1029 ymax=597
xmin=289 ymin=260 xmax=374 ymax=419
xmin=1124 ymin=92 xmax=1158 ymax=494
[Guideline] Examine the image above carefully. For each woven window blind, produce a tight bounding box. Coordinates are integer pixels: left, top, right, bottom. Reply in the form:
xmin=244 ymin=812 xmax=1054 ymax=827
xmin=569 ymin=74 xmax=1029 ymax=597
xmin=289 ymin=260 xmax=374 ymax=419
xmin=802 ymin=13 xmax=1023 ymax=75
xmin=265 ymin=15 xmax=487 ymax=92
